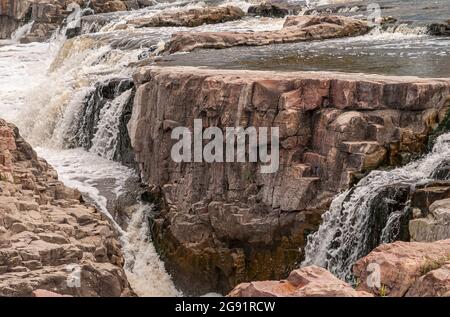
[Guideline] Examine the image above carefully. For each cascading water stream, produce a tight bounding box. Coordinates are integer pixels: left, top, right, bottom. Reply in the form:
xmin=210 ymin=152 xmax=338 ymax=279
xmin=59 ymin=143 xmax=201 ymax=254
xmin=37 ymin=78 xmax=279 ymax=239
xmin=302 ymin=133 xmax=450 ymax=282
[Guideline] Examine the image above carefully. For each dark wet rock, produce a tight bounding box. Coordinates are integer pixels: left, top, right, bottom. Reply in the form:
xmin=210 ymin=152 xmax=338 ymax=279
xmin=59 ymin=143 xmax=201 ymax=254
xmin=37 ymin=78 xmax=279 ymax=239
xmin=433 ymin=160 xmax=450 ymax=180
xmin=409 ymin=198 xmax=450 ymax=242
xmin=428 ymin=21 xmax=450 ymax=35
xmin=67 ymin=78 xmax=137 ymax=168
xmin=247 ymin=1 xmax=302 ymax=18
xmin=411 ymin=182 xmax=450 ymax=216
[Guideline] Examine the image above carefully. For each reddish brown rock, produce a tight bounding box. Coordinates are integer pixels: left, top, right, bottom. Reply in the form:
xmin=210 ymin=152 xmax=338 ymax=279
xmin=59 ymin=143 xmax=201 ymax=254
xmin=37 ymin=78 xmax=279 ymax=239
xmin=162 ymin=15 xmax=370 ymax=54
xmin=353 ymin=239 xmax=450 ymax=297
xmin=0 ymin=118 xmax=133 ymax=297
xmin=32 ymin=289 xmax=72 ymax=297
xmin=229 ymin=266 xmax=373 ymax=297
xmin=129 ymin=66 xmax=450 ymax=295
xmin=406 ymin=262 xmax=450 ymax=297
xmin=127 ymin=5 xmax=244 ymax=28
xmin=89 ymin=0 xmax=127 ymax=14
xmin=0 ymin=0 xmax=30 ymax=38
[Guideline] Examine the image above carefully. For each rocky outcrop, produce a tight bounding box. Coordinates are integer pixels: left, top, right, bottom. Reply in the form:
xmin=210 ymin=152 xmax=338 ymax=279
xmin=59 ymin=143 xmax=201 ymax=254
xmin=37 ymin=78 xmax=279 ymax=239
xmin=231 ymin=240 xmax=450 ymax=297
xmin=229 ymin=265 xmax=373 ymax=297
xmin=354 ymin=239 xmax=450 ymax=297
xmin=247 ymin=1 xmax=302 ymax=18
xmin=0 ymin=118 xmax=132 ymax=296
xmin=0 ymin=0 xmax=31 ymax=38
xmin=406 ymin=262 xmax=450 ymax=297
xmin=409 ymin=198 xmax=450 ymax=242
xmin=129 ymin=66 xmax=450 ymax=295
xmin=162 ymin=15 xmax=370 ymax=54
xmin=428 ymin=20 xmax=450 ymax=36
xmin=127 ymin=5 xmax=244 ymax=28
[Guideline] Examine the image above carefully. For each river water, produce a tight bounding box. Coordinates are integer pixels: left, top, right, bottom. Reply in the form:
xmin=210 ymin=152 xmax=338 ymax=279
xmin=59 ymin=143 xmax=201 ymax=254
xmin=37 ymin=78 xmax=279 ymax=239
xmin=0 ymin=0 xmax=449 ymax=296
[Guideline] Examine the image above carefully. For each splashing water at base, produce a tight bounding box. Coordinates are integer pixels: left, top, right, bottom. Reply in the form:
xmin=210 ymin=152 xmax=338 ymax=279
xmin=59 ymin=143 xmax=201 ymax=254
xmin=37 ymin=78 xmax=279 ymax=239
xmin=302 ymin=133 xmax=450 ymax=282
xmin=121 ymin=204 xmax=181 ymax=297
xmin=36 ymin=147 xmax=180 ymax=296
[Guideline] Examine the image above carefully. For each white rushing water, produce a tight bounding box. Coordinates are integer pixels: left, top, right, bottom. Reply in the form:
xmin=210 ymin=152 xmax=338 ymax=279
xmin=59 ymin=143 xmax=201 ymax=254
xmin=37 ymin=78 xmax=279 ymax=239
xmin=302 ymin=133 xmax=450 ymax=282
xmin=0 ymin=15 xmax=181 ymax=298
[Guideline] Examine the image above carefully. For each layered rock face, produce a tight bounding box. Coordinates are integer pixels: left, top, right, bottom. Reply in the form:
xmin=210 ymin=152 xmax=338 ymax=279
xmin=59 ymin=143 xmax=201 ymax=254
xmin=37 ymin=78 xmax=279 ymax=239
xmin=0 ymin=0 xmax=30 ymax=38
xmin=162 ymin=15 xmax=370 ymax=54
xmin=0 ymin=118 xmax=132 ymax=296
xmin=354 ymin=240 xmax=450 ymax=297
xmin=129 ymin=66 xmax=450 ymax=295
xmin=229 ymin=265 xmax=372 ymax=297
xmin=1 ymin=0 xmax=144 ymax=41
xmin=410 ymin=198 xmax=450 ymax=242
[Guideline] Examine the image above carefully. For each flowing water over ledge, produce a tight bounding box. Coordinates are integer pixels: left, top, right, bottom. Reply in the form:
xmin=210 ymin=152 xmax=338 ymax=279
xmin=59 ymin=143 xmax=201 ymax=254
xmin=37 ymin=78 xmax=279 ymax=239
xmin=0 ymin=38 xmax=180 ymax=296
xmin=157 ymin=31 xmax=450 ymax=78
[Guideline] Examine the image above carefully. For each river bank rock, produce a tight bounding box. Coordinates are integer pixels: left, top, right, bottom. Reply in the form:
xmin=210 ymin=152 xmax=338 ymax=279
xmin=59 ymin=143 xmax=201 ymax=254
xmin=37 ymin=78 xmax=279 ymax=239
xmin=127 ymin=5 xmax=244 ymax=28
xmin=0 ymin=0 xmax=32 ymax=38
xmin=162 ymin=15 xmax=370 ymax=54
xmin=409 ymin=198 xmax=450 ymax=242
xmin=0 ymin=118 xmax=133 ymax=296
xmin=228 ymin=266 xmax=373 ymax=297
xmin=129 ymin=66 xmax=450 ymax=295
xmin=353 ymin=239 xmax=450 ymax=296
xmin=247 ymin=1 xmax=302 ymax=18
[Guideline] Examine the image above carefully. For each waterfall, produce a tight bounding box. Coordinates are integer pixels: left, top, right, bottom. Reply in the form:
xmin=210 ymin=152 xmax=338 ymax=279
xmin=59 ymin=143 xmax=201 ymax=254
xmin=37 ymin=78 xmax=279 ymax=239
xmin=121 ymin=204 xmax=181 ymax=297
xmin=302 ymin=133 xmax=450 ymax=282
xmin=11 ymin=21 xmax=34 ymax=42
xmin=90 ymin=89 xmax=133 ymax=160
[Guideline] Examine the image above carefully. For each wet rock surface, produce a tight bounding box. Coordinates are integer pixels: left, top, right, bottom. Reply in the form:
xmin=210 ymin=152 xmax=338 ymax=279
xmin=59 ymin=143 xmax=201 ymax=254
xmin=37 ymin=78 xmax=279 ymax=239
xmin=247 ymin=1 xmax=302 ymax=18
xmin=129 ymin=66 xmax=450 ymax=295
xmin=162 ymin=15 xmax=370 ymax=54
xmin=410 ymin=198 xmax=450 ymax=242
xmin=0 ymin=118 xmax=132 ymax=296
xmin=67 ymin=77 xmax=137 ymax=168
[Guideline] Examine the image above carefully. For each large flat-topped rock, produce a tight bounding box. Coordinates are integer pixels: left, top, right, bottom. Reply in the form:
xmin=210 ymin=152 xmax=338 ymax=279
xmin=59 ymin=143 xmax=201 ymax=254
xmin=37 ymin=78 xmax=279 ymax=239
xmin=129 ymin=65 xmax=450 ymax=295
xmin=162 ymin=15 xmax=370 ymax=54
xmin=134 ymin=66 xmax=450 ymax=110
xmin=127 ymin=5 xmax=244 ymax=28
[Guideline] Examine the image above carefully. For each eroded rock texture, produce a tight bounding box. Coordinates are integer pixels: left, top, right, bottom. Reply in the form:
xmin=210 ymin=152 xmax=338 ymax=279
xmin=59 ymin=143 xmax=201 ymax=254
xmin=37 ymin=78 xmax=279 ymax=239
xmin=229 ymin=265 xmax=373 ymax=297
xmin=0 ymin=118 xmax=132 ymax=296
xmin=162 ymin=15 xmax=370 ymax=54
xmin=129 ymin=66 xmax=450 ymax=295
xmin=127 ymin=5 xmax=244 ymax=28
xmin=354 ymin=239 xmax=450 ymax=297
